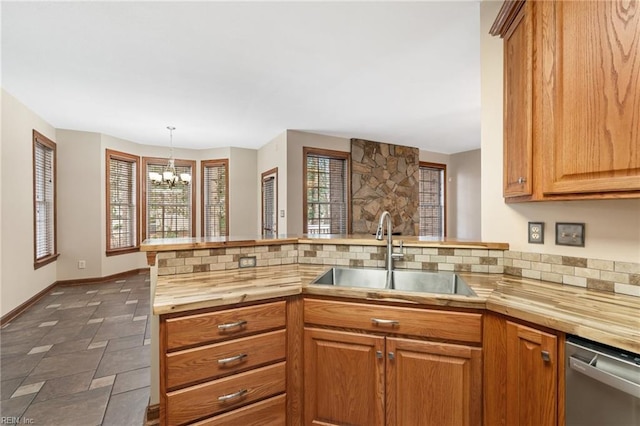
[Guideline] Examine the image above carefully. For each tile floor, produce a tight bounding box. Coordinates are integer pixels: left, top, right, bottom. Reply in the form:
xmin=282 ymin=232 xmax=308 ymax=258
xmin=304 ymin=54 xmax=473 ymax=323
xmin=0 ymin=273 xmax=151 ymax=425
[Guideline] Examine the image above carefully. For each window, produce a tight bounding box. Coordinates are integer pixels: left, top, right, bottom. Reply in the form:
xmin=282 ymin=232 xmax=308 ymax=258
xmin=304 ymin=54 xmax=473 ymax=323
xmin=142 ymin=157 xmax=196 ymax=240
xmin=303 ymin=148 xmax=350 ymax=234
xmin=419 ymin=162 xmax=446 ymax=237
xmin=106 ymin=150 xmax=140 ymax=255
xmin=202 ymin=159 xmax=229 ymax=237
xmin=261 ymin=168 xmax=278 ymax=237
xmin=33 ymin=130 xmax=58 ymax=268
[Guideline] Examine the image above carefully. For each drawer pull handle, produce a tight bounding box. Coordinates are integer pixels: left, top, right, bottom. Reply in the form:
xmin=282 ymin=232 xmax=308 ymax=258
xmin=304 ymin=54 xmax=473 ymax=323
xmin=218 ymin=353 xmax=248 ymax=365
xmin=371 ymin=318 xmax=399 ymax=326
xmin=217 ymin=320 xmax=247 ymax=331
xmin=217 ymin=389 xmax=248 ymax=402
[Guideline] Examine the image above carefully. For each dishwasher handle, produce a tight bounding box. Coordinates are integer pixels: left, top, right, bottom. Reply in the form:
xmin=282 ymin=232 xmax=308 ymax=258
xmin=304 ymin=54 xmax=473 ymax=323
xmin=569 ymin=355 xmax=640 ymax=399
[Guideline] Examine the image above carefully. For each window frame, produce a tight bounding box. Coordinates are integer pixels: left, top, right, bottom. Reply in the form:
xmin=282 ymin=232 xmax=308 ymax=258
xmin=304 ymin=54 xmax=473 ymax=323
xmin=32 ymin=130 xmax=59 ymax=269
xmin=201 ymin=159 xmax=229 ymax=237
xmin=141 ymin=157 xmax=196 ymax=241
xmin=302 ymin=147 xmax=351 ymax=235
xmin=105 ymin=149 xmax=141 ymax=256
xmin=418 ymin=161 xmax=447 ymax=238
xmin=261 ymin=168 xmax=278 ymax=237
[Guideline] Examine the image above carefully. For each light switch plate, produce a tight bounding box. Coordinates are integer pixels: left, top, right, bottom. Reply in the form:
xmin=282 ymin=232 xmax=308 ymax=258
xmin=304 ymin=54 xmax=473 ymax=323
xmin=528 ymin=222 xmax=544 ymax=244
xmin=556 ymin=223 xmax=585 ymax=247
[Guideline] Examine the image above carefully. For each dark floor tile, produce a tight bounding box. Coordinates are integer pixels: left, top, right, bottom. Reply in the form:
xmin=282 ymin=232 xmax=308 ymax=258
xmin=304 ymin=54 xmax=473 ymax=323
xmin=0 ymin=393 xmax=36 ymax=419
xmin=0 ymin=342 xmax=33 ymax=359
xmin=50 ymin=306 xmax=97 ymax=320
xmin=46 ymin=338 xmax=92 ymax=357
xmin=93 ymin=319 xmax=146 ymax=342
xmin=91 ymin=293 xmax=130 ymax=304
xmin=0 ymin=327 xmax=49 ymax=347
xmin=32 ymin=371 xmax=94 ymax=403
xmin=1 ymin=377 xmax=25 ymax=400
xmin=26 ymin=348 xmax=104 ymax=383
xmin=75 ymin=323 xmax=102 ymax=340
xmin=2 ymin=318 xmax=53 ymax=332
xmin=102 ymin=314 xmax=134 ymax=324
xmin=101 ymin=386 xmax=149 ymax=426
xmin=38 ymin=325 xmax=86 ymax=346
xmin=105 ymin=334 xmax=144 ymax=353
xmin=112 ymin=367 xmax=150 ymax=395
xmin=22 ymin=386 xmax=110 ymax=426
xmin=95 ymin=345 xmax=150 ymax=378
xmin=0 ymin=353 xmax=46 ymax=381
xmin=91 ymin=303 xmax=136 ymax=319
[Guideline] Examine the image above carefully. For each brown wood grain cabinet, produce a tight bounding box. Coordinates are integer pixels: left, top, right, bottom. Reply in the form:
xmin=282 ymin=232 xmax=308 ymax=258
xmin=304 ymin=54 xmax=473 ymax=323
xmin=484 ymin=314 xmax=562 ymax=426
xmin=159 ymin=300 xmax=289 ymax=426
xmin=303 ymin=299 xmax=483 ymax=426
xmin=492 ymin=0 xmax=640 ymax=201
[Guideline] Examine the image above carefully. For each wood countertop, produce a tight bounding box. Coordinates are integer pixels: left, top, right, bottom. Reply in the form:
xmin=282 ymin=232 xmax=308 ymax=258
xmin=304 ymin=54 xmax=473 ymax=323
xmin=141 ymin=235 xmax=509 ymax=252
xmin=154 ymin=265 xmax=640 ymax=354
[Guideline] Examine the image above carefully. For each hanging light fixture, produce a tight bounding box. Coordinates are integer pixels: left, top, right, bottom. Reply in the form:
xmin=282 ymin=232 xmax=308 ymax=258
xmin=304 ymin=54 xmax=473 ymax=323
xmin=149 ymin=126 xmax=192 ymax=187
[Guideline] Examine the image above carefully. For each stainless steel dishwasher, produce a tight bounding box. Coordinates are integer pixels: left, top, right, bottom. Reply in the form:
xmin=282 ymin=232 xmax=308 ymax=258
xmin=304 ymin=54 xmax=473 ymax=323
xmin=566 ymin=336 xmax=640 ymax=426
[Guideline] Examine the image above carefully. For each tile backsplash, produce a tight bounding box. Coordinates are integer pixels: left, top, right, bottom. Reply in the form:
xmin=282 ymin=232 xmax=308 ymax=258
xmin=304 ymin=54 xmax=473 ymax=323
xmin=155 ymin=244 xmax=640 ymax=297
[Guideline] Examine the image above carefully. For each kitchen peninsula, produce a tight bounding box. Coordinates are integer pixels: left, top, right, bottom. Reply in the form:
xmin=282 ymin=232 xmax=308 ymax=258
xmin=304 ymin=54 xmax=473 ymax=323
xmin=141 ymin=235 xmax=640 ymax=426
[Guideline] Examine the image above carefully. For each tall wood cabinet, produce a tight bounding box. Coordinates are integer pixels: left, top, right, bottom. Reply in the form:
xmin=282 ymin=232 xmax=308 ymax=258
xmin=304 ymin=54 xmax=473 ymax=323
xmin=492 ymin=0 xmax=640 ymax=201
xmin=303 ymin=298 xmax=482 ymax=426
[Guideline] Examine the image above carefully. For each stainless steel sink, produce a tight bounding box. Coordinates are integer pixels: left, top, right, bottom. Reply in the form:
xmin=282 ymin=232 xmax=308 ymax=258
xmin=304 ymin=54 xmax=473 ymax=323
xmin=310 ymin=267 xmax=476 ymax=296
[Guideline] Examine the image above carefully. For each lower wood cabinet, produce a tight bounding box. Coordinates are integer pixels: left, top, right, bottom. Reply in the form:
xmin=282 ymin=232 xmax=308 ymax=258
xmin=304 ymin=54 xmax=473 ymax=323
xmin=484 ymin=314 xmax=561 ymax=426
xmin=303 ymin=298 xmax=483 ymax=426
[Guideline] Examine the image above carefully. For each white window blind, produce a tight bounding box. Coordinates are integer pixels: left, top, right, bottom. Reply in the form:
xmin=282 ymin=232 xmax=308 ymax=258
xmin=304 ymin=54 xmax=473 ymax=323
xmin=146 ymin=163 xmax=193 ymax=239
xmin=419 ymin=165 xmax=445 ymax=237
xmin=108 ymin=153 xmax=137 ymax=250
xmin=262 ymin=176 xmax=276 ymax=237
xmin=34 ymin=137 xmax=55 ymax=260
xmin=305 ymin=153 xmax=348 ymax=234
xmin=203 ymin=160 xmax=228 ymax=237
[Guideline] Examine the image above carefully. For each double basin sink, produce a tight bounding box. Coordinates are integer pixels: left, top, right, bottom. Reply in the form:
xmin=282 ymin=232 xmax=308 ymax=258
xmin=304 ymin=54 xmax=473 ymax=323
xmin=311 ymin=267 xmax=476 ymax=296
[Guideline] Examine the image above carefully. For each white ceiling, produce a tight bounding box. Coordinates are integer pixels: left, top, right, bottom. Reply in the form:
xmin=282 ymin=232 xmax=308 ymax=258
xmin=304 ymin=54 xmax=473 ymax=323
xmin=2 ymin=1 xmax=480 ymax=154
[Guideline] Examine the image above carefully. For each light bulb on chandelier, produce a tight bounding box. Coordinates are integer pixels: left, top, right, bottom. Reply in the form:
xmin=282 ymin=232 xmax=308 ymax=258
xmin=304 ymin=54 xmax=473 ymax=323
xmin=149 ymin=126 xmax=191 ymax=187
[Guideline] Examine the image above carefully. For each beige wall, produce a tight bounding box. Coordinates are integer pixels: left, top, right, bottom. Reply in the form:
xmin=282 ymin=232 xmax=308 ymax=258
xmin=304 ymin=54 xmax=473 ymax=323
xmin=228 ymin=147 xmax=258 ymax=236
xmin=449 ymin=149 xmax=481 ymax=240
xmin=286 ymin=130 xmax=350 ymax=235
xmin=257 ymin=131 xmax=288 ymax=234
xmin=480 ymin=1 xmax=640 ymax=262
xmin=1 ymin=90 xmax=58 ymax=316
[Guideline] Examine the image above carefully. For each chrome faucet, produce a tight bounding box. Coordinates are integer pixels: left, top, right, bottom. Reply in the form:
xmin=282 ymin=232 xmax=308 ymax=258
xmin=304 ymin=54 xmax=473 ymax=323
xmin=375 ymin=211 xmax=404 ymax=288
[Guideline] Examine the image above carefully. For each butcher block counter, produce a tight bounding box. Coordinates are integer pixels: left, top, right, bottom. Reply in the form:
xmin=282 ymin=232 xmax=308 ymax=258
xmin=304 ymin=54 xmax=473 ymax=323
xmin=152 ymin=264 xmax=640 ymax=354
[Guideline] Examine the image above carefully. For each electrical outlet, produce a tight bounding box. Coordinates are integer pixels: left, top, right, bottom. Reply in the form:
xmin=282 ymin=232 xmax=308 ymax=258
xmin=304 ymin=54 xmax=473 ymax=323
xmin=78 ymin=260 xmax=86 ymax=269
xmin=528 ymin=222 xmax=544 ymax=244
xmin=556 ymin=223 xmax=585 ymax=247
xmin=239 ymin=256 xmax=257 ymax=268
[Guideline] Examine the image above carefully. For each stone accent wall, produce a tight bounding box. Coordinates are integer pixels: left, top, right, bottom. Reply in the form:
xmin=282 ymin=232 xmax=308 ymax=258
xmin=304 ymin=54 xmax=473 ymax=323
xmin=351 ymin=139 xmax=420 ymax=235
xmin=504 ymin=251 xmax=640 ymax=297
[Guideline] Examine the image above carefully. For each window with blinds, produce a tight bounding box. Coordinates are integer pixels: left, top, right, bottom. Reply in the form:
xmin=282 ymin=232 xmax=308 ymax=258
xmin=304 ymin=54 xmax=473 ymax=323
xmin=261 ymin=169 xmax=277 ymax=237
xmin=202 ymin=159 xmax=229 ymax=237
xmin=106 ymin=150 xmax=139 ymax=254
xmin=304 ymin=148 xmax=350 ymax=234
xmin=419 ymin=162 xmax=446 ymax=237
xmin=142 ymin=158 xmax=195 ymax=240
xmin=33 ymin=131 xmax=58 ymax=268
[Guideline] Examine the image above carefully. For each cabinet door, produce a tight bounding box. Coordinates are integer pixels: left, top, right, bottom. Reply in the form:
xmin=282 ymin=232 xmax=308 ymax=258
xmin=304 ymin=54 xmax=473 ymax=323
xmin=506 ymin=321 xmax=557 ymax=426
xmin=386 ymin=337 xmax=482 ymax=426
xmin=540 ymin=0 xmax=640 ymax=194
xmin=304 ymin=328 xmax=385 ymax=426
xmin=503 ymin=2 xmax=533 ymax=198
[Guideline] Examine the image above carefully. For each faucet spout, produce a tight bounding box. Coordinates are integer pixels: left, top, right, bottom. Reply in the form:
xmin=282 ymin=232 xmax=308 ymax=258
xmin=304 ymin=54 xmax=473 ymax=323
xmin=377 ymin=211 xmax=402 ymax=289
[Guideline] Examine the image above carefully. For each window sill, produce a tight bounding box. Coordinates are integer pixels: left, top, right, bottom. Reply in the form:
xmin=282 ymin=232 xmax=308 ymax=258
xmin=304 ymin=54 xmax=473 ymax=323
xmin=34 ymin=253 xmax=60 ymax=270
xmin=106 ymin=246 xmax=140 ymax=257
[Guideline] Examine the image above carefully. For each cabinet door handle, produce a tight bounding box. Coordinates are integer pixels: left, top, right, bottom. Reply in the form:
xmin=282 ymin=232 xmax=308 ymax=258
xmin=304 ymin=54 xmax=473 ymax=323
xmin=217 ymin=388 xmax=248 ymax=402
xmin=517 ymin=177 xmax=527 ymax=184
xmin=388 ymin=352 xmax=395 ymax=361
xmin=376 ymin=350 xmax=383 ymax=359
xmin=541 ymin=350 xmax=551 ymax=362
xmin=217 ymin=320 xmax=247 ymax=331
xmin=218 ymin=353 xmax=248 ymax=365
xmin=371 ymin=318 xmax=399 ymax=326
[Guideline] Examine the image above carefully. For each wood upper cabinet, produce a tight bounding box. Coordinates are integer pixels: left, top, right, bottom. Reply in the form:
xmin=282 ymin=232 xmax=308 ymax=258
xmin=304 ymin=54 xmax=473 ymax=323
xmin=505 ymin=321 xmax=557 ymax=426
xmin=492 ymin=0 xmax=640 ymax=201
xmin=484 ymin=314 xmax=560 ymax=426
xmin=304 ymin=328 xmax=385 ymax=426
xmin=503 ymin=1 xmax=533 ymax=198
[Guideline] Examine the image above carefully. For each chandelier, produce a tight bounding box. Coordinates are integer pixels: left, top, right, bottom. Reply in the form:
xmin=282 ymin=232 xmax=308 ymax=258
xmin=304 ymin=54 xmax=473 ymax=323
xmin=149 ymin=126 xmax=192 ymax=187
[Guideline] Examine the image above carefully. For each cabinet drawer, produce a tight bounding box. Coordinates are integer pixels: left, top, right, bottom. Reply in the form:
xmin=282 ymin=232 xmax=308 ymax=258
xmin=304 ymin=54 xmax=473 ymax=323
xmin=166 ymin=301 xmax=286 ymax=350
xmin=190 ymin=394 xmax=286 ymax=426
xmin=304 ymin=299 xmax=481 ymax=344
xmin=166 ymin=361 xmax=286 ymax=426
xmin=166 ymin=329 xmax=286 ymax=389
